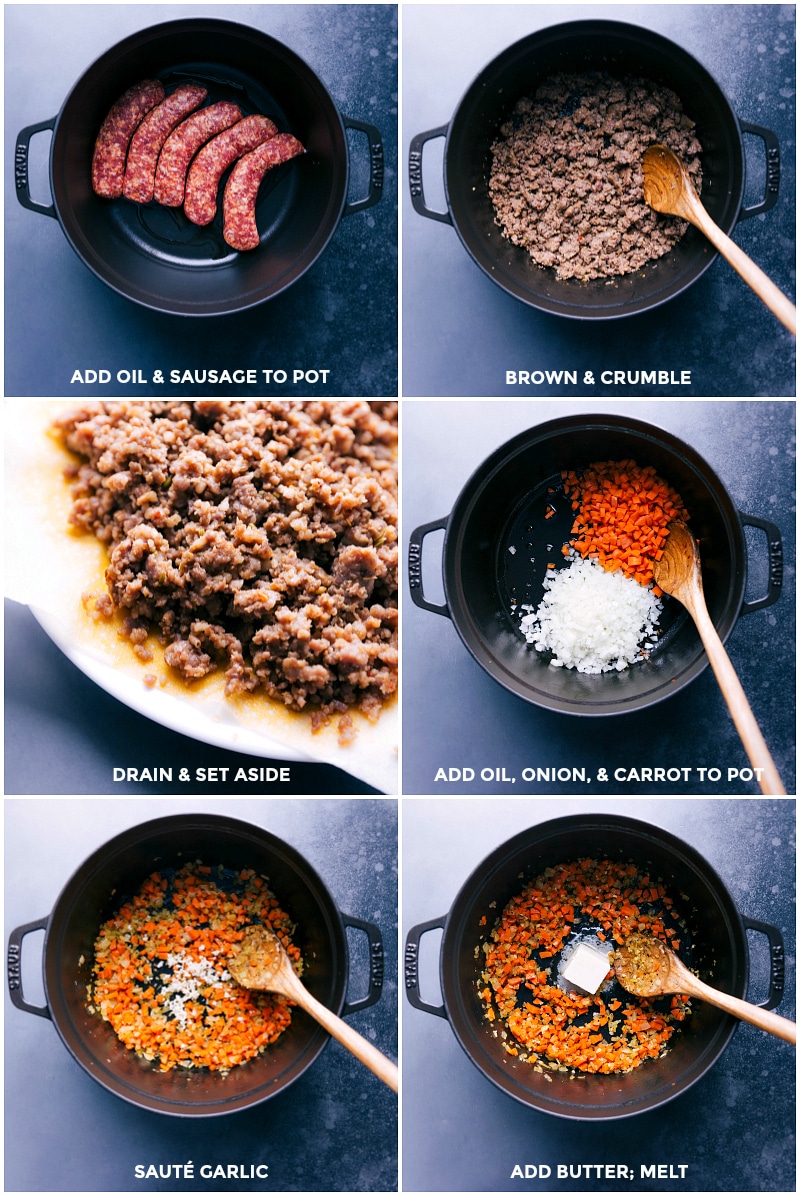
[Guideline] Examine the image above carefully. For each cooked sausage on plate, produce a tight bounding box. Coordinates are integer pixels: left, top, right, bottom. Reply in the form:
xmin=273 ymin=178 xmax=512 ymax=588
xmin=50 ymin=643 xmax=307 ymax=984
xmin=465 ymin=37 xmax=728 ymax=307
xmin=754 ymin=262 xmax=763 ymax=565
xmin=154 ymin=100 xmax=243 ymax=207
xmin=91 ymin=79 xmax=165 ymax=198
xmin=122 ymin=83 xmax=208 ymax=203
xmin=223 ymin=134 xmax=305 ymax=250
xmin=184 ymin=115 xmax=279 ymax=226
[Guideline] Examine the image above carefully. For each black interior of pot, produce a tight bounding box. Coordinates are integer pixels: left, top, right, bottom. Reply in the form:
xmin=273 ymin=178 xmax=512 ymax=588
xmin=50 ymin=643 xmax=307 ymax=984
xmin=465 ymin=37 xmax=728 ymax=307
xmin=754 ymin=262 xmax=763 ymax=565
xmin=43 ymin=815 xmax=347 ymax=1116
xmin=442 ymin=815 xmax=745 ymax=1119
xmin=445 ymin=20 xmax=744 ymax=317
xmin=444 ymin=415 xmax=744 ymax=715
xmin=51 ymin=19 xmax=347 ymax=314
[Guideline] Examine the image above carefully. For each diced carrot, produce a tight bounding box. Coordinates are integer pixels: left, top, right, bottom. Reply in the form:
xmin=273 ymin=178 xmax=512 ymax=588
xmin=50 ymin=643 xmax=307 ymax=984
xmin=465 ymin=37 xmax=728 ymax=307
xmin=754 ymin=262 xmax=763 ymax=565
xmin=87 ymin=861 xmax=299 ymax=1074
xmin=561 ymin=460 xmax=688 ymax=589
xmin=476 ymin=857 xmax=692 ymax=1077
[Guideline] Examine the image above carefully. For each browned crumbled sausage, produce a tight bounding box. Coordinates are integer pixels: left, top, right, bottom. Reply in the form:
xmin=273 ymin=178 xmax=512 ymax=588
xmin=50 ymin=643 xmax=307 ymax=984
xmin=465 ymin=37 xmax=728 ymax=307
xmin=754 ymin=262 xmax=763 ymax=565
xmin=53 ymin=402 xmax=398 ymax=720
xmin=184 ymin=116 xmax=279 ymax=226
xmin=223 ymin=134 xmax=305 ymax=250
xmin=489 ymin=73 xmax=703 ymax=280
xmin=154 ymin=101 xmax=243 ymax=206
xmin=122 ymin=84 xmax=208 ymax=203
xmin=92 ymin=79 xmax=166 ymax=198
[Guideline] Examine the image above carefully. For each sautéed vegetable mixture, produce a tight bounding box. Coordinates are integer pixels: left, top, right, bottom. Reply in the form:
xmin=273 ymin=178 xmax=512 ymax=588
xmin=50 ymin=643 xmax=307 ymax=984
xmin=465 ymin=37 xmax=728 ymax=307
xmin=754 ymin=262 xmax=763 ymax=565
xmin=88 ymin=861 xmax=301 ymax=1072
xmin=478 ymin=858 xmax=691 ymax=1074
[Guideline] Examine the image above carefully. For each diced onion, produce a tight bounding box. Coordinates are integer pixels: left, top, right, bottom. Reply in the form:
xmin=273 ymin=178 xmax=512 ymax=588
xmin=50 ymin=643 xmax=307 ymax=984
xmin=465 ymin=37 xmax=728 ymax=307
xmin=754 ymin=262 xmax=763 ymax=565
xmin=519 ymin=553 xmax=662 ymax=673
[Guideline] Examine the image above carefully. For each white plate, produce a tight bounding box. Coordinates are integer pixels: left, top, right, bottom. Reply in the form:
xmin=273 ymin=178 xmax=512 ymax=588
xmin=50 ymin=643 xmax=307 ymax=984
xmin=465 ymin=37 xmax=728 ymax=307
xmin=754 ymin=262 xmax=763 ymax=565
xmin=32 ymin=605 xmax=310 ymax=763
xmin=7 ymin=401 xmax=398 ymax=793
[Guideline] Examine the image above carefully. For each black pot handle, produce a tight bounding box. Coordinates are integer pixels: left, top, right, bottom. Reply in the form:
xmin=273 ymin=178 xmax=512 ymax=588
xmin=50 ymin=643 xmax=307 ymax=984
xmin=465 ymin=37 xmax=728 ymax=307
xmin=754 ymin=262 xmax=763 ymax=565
xmin=7 ymin=917 xmax=51 ymax=1019
xmin=409 ymin=125 xmax=453 ymax=225
xmin=738 ymin=511 xmax=783 ymax=614
xmin=15 ymin=118 xmax=57 ymax=219
xmin=743 ymin=916 xmax=785 ymax=1010
xmin=342 ymin=116 xmax=384 ymax=216
xmin=404 ymin=916 xmax=447 ymax=1018
xmin=737 ymin=121 xmax=780 ymax=220
xmin=341 ymin=914 xmax=384 ymax=1015
xmin=408 ymin=516 xmax=450 ymax=617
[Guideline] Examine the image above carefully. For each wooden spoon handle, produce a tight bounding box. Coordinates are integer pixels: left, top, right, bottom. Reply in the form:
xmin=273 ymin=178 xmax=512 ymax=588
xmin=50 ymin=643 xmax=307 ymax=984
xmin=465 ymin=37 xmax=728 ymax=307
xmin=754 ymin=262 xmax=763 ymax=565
xmin=688 ymin=975 xmax=796 ymax=1044
xmin=689 ymin=204 xmax=796 ymax=335
xmin=683 ymin=593 xmax=785 ymax=795
xmin=294 ymin=986 xmax=399 ymax=1092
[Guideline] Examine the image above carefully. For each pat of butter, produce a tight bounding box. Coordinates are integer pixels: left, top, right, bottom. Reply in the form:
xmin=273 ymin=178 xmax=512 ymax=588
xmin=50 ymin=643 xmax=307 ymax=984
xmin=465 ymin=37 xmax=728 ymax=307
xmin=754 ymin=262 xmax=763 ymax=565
xmin=561 ymin=942 xmax=612 ymax=994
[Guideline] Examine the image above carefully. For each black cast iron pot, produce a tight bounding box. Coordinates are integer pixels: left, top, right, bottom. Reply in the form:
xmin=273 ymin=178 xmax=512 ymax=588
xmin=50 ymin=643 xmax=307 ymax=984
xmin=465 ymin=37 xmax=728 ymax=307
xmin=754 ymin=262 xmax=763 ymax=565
xmin=409 ymin=20 xmax=780 ymax=319
xmin=7 ymin=814 xmax=386 ymax=1116
xmin=15 ymin=18 xmax=384 ymax=316
xmin=409 ymin=414 xmax=782 ymax=716
xmin=405 ymin=814 xmax=786 ymax=1119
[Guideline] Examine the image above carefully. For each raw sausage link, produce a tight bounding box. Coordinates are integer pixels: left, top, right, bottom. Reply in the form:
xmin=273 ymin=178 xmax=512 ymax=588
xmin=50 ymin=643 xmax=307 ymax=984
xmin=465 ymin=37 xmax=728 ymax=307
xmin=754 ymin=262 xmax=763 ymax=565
xmin=184 ymin=115 xmax=278 ymax=226
xmin=154 ymin=101 xmax=243 ymax=207
xmin=92 ymin=80 xmax=165 ymax=198
xmin=122 ymin=84 xmax=208 ymax=203
xmin=223 ymin=134 xmax=306 ymax=251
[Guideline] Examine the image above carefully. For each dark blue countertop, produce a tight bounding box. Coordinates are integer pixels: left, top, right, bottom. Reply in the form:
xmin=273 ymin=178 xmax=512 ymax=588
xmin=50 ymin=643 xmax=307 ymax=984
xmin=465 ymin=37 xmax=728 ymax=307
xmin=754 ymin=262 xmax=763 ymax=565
xmin=5 ymin=4 xmax=397 ymax=398
xmin=402 ymin=4 xmax=795 ymax=397
xmin=402 ymin=798 xmax=795 ymax=1192
xmin=4 ymin=798 xmax=398 ymax=1192
xmin=402 ymin=400 xmax=795 ymax=796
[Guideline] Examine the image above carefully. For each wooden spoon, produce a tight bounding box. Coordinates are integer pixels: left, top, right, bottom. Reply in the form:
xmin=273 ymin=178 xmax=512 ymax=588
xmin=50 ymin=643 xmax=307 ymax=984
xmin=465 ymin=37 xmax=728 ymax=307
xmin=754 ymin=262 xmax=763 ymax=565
xmin=643 ymin=143 xmax=796 ymax=335
xmin=228 ymin=925 xmax=399 ymax=1092
xmin=654 ymin=521 xmax=785 ymax=795
xmin=613 ymin=933 xmax=795 ymax=1044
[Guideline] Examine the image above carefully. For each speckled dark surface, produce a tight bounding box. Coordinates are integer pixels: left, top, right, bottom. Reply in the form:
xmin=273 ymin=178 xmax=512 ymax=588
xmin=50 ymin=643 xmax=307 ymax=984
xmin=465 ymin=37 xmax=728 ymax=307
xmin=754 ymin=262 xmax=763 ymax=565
xmin=403 ymin=798 xmax=795 ymax=1192
xmin=4 ymin=798 xmax=398 ymax=1192
xmin=5 ymin=5 xmax=397 ymax=398
xmin=403 ymin=4 xmax=795 ymax=397
xmin=402 ymin=401 xmax=796 ymax=795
